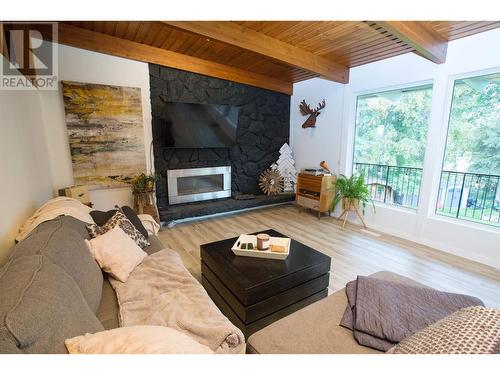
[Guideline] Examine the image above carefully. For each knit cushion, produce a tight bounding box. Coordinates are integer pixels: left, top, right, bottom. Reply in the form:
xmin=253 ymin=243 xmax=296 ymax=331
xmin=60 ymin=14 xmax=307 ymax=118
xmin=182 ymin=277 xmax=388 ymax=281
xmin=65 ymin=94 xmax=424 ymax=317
xmin=388 ymin=306 xmax=500 ymax=354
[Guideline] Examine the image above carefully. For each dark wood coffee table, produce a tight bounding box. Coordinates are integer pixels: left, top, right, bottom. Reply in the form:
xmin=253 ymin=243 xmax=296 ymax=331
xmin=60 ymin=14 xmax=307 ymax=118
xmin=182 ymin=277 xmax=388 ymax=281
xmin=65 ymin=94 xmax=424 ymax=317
xmin=200 ymin=229 xmax=331 ymax=337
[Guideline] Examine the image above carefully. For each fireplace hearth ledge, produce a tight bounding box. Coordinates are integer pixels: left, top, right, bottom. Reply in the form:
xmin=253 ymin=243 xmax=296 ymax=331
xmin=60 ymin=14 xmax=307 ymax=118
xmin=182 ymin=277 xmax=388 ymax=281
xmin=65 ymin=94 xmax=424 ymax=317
xmin=159 ymin=193 xmax=295 ymax=225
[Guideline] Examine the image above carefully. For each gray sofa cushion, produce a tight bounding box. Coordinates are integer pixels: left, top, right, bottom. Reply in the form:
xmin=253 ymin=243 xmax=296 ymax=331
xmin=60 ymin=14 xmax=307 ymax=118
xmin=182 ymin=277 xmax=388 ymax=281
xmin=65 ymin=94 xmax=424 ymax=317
xmin=144 ymin=234 xmax=165 ymax=255
xmin=0 ymin=328 xmax=23 ymax=353
xmin=0 ymin=255 xmax=104 ymax=353
xmin=97 ymin=277 xmax=120 ymax=330
xmin=8 ymin=216 xmax=103 ymax=312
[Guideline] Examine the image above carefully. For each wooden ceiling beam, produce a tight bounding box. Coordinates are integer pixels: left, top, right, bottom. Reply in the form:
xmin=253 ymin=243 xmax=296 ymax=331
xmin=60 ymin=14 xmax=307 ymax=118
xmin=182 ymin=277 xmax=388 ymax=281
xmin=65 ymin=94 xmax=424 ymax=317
xmin=373 ymin=21 xmax=448 ymax=64
xmin=163 ymin=21 xmax=349 ymax=83
xmin=57 ymin=23 xmax=293 ymax=95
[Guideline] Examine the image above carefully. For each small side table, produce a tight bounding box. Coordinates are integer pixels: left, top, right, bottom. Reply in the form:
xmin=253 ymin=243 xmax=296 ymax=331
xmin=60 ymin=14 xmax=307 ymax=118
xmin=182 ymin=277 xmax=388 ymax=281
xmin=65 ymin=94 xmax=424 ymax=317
xmin=296 ymin=173 xmax=336 ymax=219
xmin=58 ymin=185 xmax=92 ymax=208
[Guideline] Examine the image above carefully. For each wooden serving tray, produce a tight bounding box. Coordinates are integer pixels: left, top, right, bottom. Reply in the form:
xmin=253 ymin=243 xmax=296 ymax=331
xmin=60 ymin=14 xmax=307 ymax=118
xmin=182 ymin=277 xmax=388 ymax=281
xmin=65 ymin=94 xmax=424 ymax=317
xmin=231 ymin=234 xmax=291 ymax=260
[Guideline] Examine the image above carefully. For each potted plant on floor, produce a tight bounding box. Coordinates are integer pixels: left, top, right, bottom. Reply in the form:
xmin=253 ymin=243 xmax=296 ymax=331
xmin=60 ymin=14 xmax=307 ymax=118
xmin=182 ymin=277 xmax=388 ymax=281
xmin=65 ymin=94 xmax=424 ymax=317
xmin=331 ymin=172 xmax=375 ymax=229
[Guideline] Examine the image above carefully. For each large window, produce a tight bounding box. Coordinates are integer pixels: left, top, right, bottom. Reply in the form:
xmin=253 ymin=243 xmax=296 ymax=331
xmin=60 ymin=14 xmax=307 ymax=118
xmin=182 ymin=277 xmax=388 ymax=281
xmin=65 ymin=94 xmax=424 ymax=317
xmin=353 ymin=85 xmax=433 ymax=208
xmin=436 ymin=72 xmax=500 ymax=226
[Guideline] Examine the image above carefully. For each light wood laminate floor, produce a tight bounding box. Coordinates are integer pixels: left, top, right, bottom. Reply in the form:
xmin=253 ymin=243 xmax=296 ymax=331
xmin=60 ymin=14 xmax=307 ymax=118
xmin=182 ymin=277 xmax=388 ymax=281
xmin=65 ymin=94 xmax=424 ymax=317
xmin=157 ymin=204 xmax=500 ymax=308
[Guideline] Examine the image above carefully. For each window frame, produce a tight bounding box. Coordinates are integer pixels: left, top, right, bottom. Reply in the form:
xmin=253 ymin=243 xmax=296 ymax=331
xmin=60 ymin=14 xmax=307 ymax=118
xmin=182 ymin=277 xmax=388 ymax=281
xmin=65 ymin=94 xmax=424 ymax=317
xmin=432 ymin=68 xmax=500 ymax=228
xmin=350 ymin=80 xmax=434 ymax=211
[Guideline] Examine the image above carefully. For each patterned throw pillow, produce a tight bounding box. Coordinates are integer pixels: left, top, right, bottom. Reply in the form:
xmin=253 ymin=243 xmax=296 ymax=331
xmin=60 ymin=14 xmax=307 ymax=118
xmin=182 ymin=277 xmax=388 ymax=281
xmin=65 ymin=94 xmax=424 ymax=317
xmin=90 ymin=206 xmax=149 ymax=239
xmin=388 ymin=306 xmax=500 ymax=354
xmin=86 ymin=211 xmax=150 ymax=249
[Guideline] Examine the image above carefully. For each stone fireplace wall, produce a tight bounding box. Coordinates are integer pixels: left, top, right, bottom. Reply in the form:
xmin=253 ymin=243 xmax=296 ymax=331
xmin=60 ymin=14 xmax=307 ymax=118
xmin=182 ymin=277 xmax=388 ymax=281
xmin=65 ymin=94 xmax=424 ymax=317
xmin=149 ymin=64 xmax=291 ymax=209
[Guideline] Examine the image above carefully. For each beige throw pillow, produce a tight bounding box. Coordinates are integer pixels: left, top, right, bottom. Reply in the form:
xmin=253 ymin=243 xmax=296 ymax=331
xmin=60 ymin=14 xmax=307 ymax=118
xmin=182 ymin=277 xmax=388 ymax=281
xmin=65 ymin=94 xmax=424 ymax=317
xmin=66 ymin=325 xmax=213 ymax=354
xmin=85 ymin=226 xmax=147 ymax=282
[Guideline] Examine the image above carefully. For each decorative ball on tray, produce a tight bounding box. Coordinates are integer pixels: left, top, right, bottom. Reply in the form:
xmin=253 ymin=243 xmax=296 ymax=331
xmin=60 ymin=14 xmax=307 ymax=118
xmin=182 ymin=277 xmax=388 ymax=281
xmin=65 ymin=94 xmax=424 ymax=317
xmin=258 ymin=168 xmax=284 ymax=196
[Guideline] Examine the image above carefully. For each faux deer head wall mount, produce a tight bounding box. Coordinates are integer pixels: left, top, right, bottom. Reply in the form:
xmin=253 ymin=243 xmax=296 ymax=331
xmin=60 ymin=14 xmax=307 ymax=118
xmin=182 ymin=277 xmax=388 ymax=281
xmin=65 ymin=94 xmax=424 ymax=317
xmin=299 ymin=99 xmax=326 ymax=128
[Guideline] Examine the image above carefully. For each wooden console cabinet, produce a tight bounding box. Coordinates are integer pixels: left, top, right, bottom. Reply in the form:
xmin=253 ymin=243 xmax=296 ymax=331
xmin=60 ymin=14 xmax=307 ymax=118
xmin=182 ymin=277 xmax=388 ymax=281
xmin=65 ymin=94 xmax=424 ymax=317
xmin=296 ymin=173 xmax=336 ymax=219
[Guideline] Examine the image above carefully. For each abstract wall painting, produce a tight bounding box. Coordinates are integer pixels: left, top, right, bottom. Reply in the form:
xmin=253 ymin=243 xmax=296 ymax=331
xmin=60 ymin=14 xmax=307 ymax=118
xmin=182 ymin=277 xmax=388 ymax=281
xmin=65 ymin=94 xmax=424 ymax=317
xmin=61 ymin=81 xmax=146 ymax=189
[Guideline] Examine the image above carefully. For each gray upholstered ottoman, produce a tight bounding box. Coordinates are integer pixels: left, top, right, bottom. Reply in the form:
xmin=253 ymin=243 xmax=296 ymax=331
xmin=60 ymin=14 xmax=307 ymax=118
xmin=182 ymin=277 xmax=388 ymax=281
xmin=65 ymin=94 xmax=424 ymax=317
xmin=246 ymin=271 xmax=423 ymax=354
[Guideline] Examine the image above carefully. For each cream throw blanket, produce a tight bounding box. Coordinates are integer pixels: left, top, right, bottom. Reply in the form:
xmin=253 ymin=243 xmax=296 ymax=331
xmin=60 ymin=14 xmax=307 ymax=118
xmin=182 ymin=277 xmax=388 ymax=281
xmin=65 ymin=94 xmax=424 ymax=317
xmin=137 ymin=214 xmax=160 ymax=236
xmin=16 ymin=197 xmax=95 ymax=242
xmin=109 ymin=249 xmax=245 ymax=354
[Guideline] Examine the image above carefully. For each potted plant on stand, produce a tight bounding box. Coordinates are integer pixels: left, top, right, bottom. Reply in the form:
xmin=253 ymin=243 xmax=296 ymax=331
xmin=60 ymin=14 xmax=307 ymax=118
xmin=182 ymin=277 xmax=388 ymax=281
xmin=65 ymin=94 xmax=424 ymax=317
xmin=331 ymin=172 xmax=375 ymax=229
xmin=131 ymin=173 xmax=160 ymax=223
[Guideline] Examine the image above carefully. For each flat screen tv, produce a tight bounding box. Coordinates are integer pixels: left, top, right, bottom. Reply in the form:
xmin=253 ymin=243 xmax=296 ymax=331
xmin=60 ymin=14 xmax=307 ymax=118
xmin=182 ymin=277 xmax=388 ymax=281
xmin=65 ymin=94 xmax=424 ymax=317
xmin=161 ymin=102 xmax=239 ymax=148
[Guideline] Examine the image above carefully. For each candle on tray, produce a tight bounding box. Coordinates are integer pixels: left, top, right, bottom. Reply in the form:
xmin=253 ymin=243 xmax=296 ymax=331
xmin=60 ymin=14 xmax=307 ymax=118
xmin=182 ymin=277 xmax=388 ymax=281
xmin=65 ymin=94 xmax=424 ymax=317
xmin=256 ymin=233 xmax=270 ymax=250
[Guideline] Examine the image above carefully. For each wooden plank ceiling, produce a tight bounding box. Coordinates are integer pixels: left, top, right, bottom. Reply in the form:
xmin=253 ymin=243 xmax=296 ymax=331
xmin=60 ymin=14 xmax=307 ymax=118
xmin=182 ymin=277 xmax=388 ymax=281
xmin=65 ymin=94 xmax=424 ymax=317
xmin=57 ymin=21 xmax=500 ymax=94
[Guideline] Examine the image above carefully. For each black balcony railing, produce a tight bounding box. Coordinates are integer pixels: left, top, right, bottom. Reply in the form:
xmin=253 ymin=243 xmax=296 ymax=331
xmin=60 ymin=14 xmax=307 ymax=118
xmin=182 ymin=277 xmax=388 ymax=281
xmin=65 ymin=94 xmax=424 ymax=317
xmin=436 ymin=170 xmax=500 ymax=227
xmin=354 ymin=162 xmax=423 ymax=209
xmin=353 ymin=163 xmax=500 ymax=226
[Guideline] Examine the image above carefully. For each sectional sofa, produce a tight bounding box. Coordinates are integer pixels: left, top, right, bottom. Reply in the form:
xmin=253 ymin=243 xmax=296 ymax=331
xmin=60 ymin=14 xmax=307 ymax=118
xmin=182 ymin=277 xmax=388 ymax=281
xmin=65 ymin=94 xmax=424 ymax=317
xmin=0 ymin=215 xmax=221 ymax=353
xmin=1 ymin=212 xmax=495 ymax=354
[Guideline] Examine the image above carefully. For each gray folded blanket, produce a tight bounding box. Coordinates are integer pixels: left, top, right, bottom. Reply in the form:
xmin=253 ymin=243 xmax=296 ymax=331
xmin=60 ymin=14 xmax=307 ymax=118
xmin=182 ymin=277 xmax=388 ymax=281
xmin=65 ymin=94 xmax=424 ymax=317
xmin=340 ymin=275 xmax=484 ymax=351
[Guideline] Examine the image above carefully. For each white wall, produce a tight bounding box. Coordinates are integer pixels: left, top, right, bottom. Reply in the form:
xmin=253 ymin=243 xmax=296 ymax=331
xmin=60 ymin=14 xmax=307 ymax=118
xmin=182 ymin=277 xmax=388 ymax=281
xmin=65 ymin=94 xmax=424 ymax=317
xmin=290 ymin=28 xmax=500 ymax=269
xmin=0 ymin=64 xmax=54 ymax=261
xmin=38 ymin=43 xmax=153 ymax=210
xmin=290 ymin=79 xmax=345 ymax=174
xmin=0 ymin=44 xmax=153 ymax=259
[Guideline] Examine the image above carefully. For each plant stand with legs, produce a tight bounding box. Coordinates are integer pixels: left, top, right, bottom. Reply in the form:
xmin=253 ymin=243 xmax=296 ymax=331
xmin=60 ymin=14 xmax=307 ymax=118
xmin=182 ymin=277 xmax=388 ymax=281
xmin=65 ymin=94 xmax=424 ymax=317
xmin=332 ymin=172 xmax=374 ymax=229
xmin=337 ymin=198 xmax=367 ymax=229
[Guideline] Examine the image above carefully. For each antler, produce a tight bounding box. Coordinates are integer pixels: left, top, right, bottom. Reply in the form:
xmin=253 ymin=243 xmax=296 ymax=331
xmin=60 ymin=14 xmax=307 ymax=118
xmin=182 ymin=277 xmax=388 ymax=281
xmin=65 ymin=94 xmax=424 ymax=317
xmin=299 ymin=100 xmax=313 ymax=115
xmin=315 ymin=99 xmax=326 ymax=112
